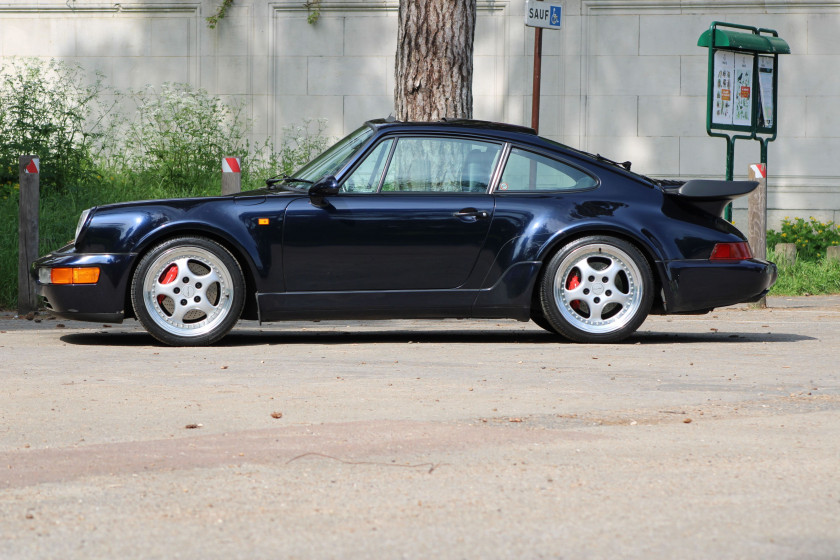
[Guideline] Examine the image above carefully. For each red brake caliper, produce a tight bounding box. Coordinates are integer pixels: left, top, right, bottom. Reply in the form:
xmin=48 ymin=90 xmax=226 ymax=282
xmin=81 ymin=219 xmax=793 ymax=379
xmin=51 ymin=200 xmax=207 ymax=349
xmin=157 ymin=264 xmax=179 ymax=306
xmin=567 ymin=273 xmax=581 ymax=311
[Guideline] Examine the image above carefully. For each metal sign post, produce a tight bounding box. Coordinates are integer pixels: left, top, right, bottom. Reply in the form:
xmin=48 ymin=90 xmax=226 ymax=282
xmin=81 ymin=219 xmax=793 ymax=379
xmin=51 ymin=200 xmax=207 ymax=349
xmin=697 ymin=22 xmax=790 ymax=222
xmin=525 ymin=0 xmax=562 ymax=134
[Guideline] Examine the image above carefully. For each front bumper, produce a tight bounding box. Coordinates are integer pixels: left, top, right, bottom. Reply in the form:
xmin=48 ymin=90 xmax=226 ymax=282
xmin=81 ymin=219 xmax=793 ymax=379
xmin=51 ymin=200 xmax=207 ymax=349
xmin=31 ymin=245 xmax=137 ymax=323
xmin=659 ymin=258 xmax=777 ymax=313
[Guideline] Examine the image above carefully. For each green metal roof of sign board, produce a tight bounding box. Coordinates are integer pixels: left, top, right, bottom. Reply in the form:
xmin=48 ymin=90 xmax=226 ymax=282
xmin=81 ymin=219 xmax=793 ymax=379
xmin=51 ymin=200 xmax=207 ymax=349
xmin=697 ymin=29 xmax=790 ymax=54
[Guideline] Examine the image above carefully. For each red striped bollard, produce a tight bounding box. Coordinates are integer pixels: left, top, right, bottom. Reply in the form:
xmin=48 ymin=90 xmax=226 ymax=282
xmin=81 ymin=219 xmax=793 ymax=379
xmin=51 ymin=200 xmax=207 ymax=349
xmin=222 ymin=157 xmax=241 ymax=195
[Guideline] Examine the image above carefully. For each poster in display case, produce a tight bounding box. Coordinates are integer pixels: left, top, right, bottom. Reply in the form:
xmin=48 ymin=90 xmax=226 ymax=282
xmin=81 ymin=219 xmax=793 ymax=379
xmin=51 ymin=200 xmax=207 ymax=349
xmin=712 ymin=51 xmax=755 ymax=127
xmin=711 ymin=50 xmax=734 ymax=126
xmin=757 ymin=56 xmax=775 ymax=129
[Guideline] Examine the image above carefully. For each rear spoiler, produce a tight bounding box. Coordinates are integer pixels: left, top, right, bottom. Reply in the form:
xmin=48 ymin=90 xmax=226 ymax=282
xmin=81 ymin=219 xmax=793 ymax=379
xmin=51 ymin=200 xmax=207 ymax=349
xmin=660 ymin=180 xmax=758 ymax=217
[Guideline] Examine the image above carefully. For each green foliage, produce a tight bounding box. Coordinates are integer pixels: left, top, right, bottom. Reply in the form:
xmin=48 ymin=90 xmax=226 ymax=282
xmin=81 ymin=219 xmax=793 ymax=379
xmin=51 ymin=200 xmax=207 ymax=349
xmin=306 ymin=0 xmax=322 ymax=24
xmin=768 ymin=249 xmax=840 ymax=296
xmin=206 ymin=0 xmax=234 ymax=29
xmin=767 ymin=216 xmax=840 ymax=262
xmin=0 ymin=58 xmax=113 ymax=193
xmin=112 ymin=83 xmax=255 ymax=198
xmin=277 ymin=119 xmax=331 ymax=176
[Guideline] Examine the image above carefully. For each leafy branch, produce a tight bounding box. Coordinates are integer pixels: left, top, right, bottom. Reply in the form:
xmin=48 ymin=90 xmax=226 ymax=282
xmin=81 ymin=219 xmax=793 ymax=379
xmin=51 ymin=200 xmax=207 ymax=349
xmin=306 ymin=0 xmax=321 ymax=25
xmin=206 ymin=0 xmax=234 ymax=29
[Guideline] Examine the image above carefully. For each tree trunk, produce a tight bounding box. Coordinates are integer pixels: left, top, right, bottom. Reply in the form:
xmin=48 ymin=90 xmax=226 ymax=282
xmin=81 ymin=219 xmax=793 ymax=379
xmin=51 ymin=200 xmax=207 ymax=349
xmin=395 ymin=0 xmax=476 ymax=121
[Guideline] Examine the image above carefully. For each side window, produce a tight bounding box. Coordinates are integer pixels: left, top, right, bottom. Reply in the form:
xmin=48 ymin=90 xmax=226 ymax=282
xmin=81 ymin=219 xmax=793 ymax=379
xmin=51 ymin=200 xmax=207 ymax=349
xmin=381 ymin=137 xmax=501 ymax=193
xmin=498 ymin=148 xmax=597 ymax=192
xmin=342 ymin=139 xmax=394 ymax=193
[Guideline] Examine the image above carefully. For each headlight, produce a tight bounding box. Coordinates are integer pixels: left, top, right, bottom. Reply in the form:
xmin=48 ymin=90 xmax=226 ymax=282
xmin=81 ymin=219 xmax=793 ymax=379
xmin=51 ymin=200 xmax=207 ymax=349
xmin=74 ymin=208 xmax=92 ymax=243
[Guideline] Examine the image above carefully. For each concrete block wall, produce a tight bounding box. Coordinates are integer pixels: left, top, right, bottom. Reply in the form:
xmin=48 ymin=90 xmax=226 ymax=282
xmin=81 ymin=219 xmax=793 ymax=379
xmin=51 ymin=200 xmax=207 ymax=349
xmin=1 ymin=0 xmax=839 ymax=227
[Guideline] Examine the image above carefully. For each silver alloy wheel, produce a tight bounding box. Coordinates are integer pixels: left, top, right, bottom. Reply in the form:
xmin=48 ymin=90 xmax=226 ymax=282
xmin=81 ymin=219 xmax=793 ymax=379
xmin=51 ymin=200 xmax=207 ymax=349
xmin=552 ymin=243 xmax=644 ymax=335
xmin=141 ymin=246 xmax=235 ymax=338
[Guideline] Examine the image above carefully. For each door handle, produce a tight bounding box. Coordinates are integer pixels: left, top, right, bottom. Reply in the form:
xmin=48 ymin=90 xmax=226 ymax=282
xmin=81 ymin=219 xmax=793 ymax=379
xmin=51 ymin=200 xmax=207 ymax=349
xmin=453 ymin=208 xmax=489 ymax=219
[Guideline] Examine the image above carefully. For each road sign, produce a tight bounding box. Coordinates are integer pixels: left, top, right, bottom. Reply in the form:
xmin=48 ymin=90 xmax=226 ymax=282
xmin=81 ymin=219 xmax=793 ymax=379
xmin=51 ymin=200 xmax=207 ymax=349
xmin=525 ymin=0 xmax=562 ymax=30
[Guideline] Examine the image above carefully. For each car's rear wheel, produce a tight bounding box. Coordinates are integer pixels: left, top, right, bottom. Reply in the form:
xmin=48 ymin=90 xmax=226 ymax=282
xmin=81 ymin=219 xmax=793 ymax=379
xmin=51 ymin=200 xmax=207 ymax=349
xmin=131 ymin=236 xmax=245 ymax=346
xmin=539 ymin=236 xmax=653 ymax=343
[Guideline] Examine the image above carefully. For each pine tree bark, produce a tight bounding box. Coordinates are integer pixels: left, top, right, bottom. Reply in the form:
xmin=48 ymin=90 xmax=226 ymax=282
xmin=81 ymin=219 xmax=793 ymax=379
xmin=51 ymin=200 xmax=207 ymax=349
xmin=395 ymin=0 xmax=476 ymax=121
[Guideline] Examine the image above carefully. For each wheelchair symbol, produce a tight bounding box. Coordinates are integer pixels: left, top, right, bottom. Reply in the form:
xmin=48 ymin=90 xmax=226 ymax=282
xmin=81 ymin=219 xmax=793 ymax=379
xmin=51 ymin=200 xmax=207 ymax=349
xmin=550 ymin=6 xmax=561 ymax=26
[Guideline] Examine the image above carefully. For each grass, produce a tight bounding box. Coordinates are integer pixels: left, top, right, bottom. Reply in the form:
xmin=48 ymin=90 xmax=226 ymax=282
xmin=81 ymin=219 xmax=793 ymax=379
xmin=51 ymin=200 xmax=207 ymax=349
xmin=767 ymin=250 xmax=840 ymax=296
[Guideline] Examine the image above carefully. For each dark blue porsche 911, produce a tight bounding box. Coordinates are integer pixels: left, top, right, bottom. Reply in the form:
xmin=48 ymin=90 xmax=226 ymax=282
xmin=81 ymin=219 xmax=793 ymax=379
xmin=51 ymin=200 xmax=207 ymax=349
xmin=32 ymin=119 xmax=776 ymax=346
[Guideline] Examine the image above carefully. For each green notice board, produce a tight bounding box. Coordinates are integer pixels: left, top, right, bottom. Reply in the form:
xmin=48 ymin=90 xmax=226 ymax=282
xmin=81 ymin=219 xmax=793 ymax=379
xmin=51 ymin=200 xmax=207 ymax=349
xmin=698 ymin=23 xmax=790 ymax=138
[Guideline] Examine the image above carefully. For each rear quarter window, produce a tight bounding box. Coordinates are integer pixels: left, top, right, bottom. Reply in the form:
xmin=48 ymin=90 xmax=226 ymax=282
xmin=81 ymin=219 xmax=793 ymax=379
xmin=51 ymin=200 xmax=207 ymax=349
xmin=497 ymin=147 xmax=597 ymax=192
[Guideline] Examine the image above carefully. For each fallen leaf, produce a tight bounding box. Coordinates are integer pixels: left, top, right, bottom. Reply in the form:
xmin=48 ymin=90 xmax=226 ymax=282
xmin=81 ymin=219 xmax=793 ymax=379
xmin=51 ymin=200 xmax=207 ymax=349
xmin=271 ymin=412 xmax=283 ymax=419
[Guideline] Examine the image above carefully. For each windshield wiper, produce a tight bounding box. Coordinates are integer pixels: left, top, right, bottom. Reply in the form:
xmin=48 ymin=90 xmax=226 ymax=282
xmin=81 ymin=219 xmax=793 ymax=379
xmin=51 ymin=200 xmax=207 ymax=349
xmin=265 ymin=174 xmax=314 ymax=189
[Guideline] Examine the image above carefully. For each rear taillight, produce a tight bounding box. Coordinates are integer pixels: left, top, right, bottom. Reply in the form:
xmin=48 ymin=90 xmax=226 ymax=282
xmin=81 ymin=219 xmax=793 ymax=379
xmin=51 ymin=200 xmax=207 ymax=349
xmin=710 ymin=242 xmax=752 ymax=261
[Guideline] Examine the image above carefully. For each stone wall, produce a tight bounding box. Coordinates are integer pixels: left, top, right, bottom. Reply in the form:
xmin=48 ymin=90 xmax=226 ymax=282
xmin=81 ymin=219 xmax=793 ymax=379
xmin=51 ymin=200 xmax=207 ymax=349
xmin=1 ymin=0 xmax=839 ymax=226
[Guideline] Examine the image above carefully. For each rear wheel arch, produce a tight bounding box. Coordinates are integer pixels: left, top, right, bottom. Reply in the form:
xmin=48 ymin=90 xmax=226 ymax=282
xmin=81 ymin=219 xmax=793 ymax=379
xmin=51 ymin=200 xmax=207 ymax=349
xmin=530 ymin=229 xmax=665 ymax=326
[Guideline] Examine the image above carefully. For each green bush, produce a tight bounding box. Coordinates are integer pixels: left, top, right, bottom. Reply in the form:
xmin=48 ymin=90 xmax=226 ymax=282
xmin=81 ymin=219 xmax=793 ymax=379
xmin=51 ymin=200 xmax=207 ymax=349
xmin=767 ymin=216 xmax=840 ymax=262
xmin=112 ymin=83 xmax=252 ymax=198
xmin=276 ymin=119 xmax=331 ymax=177
xmin=0 ymin=58 xmax=112 ymax=193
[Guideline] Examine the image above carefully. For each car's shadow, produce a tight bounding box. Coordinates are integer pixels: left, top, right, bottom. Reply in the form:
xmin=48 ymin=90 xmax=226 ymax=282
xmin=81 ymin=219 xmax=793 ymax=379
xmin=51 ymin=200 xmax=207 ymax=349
xmin=59 ymin=328 xmax=815 ymax=347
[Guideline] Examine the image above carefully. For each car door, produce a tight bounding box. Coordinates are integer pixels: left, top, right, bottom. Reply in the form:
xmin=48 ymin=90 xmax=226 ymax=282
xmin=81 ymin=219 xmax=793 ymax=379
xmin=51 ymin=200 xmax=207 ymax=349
xmin=282 ymin=135 xmax=503 ymax=293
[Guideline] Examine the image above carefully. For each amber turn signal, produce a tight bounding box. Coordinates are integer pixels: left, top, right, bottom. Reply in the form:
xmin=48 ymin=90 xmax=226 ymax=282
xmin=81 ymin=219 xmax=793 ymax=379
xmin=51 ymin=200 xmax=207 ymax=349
xmin=46 ymin=267 xmax=101 ymax=284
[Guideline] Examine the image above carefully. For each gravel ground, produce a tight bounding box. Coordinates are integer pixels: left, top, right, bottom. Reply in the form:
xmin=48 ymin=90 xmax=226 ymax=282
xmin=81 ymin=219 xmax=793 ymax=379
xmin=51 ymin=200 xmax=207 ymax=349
xmin=0 ymin=296 xmax=838 ymax=559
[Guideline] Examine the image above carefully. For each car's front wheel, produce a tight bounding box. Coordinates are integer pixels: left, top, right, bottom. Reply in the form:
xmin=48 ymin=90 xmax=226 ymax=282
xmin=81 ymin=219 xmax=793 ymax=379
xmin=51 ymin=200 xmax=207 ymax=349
xmin=539 ymin=236 xmax=653 ymax=343
xmin=131 ymin=236 xmax=245 ymax=346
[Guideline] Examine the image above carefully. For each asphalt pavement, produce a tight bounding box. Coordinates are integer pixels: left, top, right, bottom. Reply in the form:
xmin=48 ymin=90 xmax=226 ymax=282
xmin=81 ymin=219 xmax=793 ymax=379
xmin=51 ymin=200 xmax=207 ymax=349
xmin=0 ymin=296 xmax=838 ymax=559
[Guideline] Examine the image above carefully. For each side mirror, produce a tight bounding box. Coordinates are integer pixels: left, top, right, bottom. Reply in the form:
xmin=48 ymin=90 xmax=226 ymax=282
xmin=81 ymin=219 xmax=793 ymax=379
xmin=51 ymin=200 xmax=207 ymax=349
xmin=308 ymin=175 xmax=339 ymax=208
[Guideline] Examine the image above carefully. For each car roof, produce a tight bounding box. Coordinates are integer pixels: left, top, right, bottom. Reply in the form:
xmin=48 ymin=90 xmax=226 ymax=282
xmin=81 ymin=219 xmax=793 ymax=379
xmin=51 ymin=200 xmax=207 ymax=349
xmin=364 ymin=118 xmax=538 ymax=138
xmin=362 ymin=117 xmax=656 ymax=186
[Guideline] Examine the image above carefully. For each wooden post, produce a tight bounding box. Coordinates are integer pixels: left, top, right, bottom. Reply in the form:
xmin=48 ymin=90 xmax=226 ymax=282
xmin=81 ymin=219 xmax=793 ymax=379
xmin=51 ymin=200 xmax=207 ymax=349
xmin=747 ymin=163 xmax=767 ymax=308
xmin=221 ymin=157 xmax=241 ymax=195
xmin=18 ymin=155 xmax=40 ymax=315
xmin=774 ymin=243 xmax=796 ymax=265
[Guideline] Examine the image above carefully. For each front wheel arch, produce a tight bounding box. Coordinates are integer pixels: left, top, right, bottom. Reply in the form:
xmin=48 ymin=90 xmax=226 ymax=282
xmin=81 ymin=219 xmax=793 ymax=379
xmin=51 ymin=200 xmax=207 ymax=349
xmin=129 ymin=235 xmax=247 ymax=345
xmin=124 ymin=228 xmax=258 ymax=321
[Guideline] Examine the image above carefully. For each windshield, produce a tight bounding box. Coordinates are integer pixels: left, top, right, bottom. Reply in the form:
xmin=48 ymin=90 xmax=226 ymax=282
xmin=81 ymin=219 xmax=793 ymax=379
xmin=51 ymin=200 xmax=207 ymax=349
xmin=284 ymin=125 xmax=374 ymax=187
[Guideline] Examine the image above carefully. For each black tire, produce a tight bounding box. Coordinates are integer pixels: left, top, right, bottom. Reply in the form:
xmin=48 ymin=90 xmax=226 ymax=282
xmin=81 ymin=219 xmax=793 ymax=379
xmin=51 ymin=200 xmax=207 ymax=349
xmin=131 ymin=236 xmax=245 ymax=346
xmin=539 ymin=236 xmax=653 ymax=343
xmin=530 ymin=309 xmax=560 ymax=334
